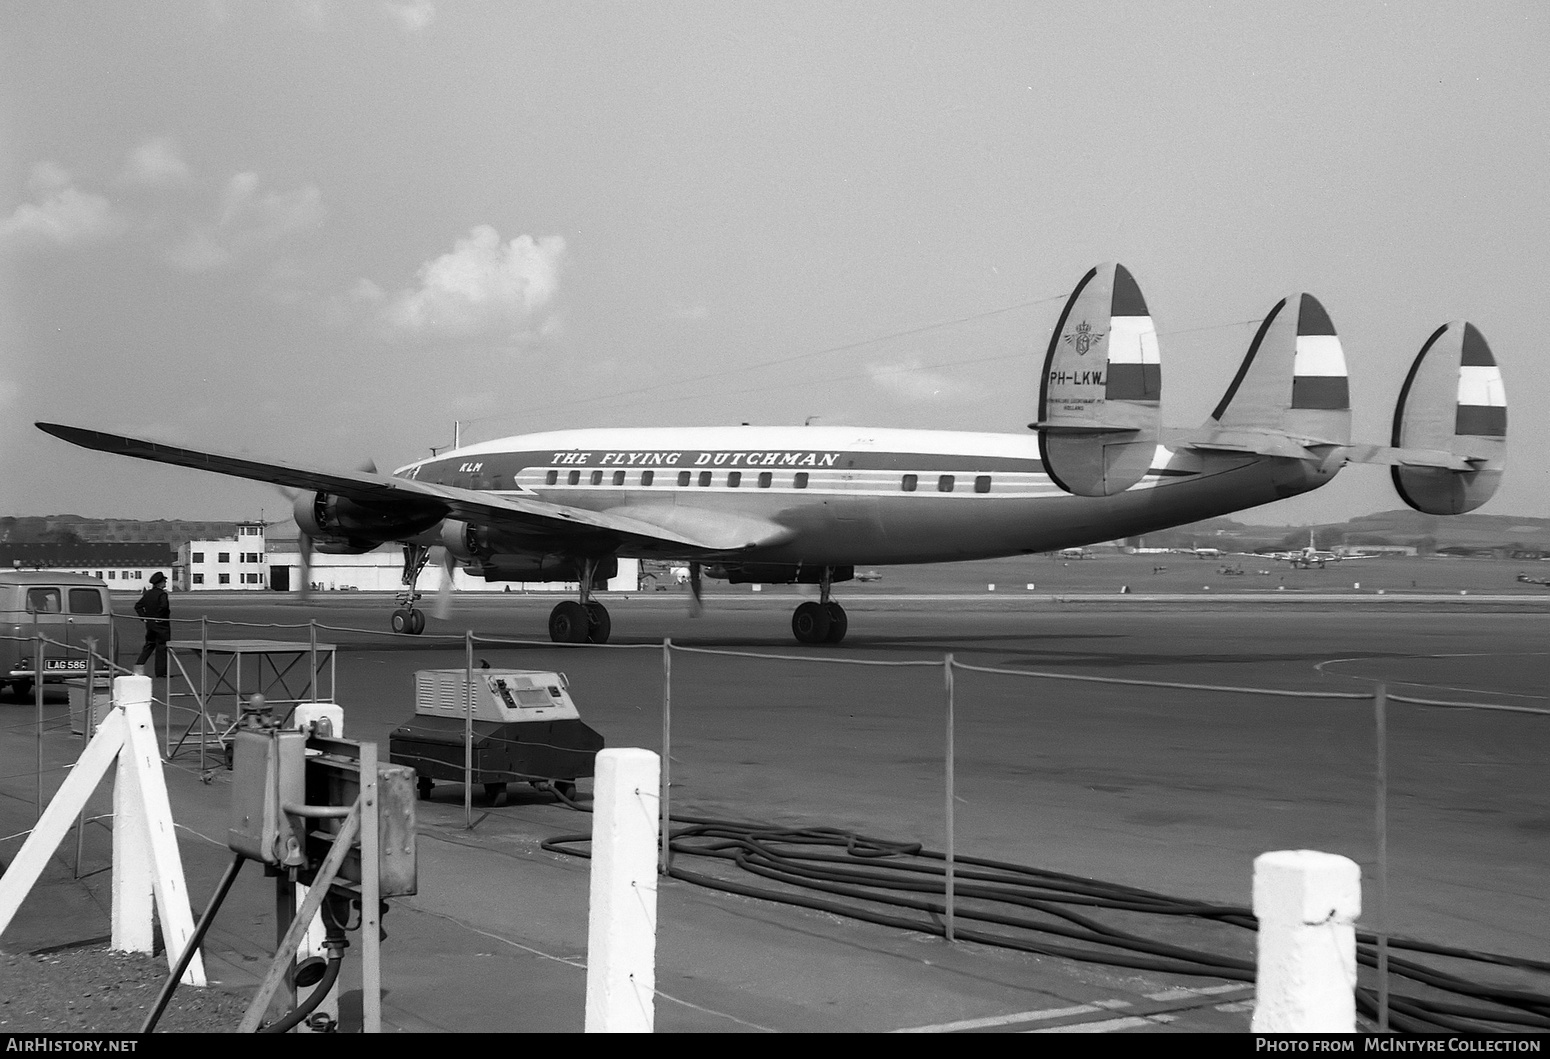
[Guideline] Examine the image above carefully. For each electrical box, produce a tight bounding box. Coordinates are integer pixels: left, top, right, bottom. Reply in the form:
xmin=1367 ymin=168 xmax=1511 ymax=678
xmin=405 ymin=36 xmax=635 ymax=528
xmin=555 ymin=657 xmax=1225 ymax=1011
xmin=391 ymin=669 xmax=603 ymax=801
xmin=304 ymin=735 xmax=417 ymax=898
xmin=228 ymin=726 xmax=308 ymax=866
xmin=412 ymin=669 xmax=579 ymax=723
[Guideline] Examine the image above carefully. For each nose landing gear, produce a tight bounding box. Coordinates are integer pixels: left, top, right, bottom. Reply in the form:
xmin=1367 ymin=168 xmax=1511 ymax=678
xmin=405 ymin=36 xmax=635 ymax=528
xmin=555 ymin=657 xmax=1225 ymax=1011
xmin=391 ymin=545 xmax=432 ymax=635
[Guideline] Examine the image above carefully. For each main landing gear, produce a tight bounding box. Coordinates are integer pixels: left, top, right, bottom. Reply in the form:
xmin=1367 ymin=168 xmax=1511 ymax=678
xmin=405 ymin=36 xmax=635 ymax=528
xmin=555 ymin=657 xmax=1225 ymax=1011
xmin=791 ymin=566 xmax=847 ymax=645
xmin=391 ymin=544 xmax=431 ymax=635
xmin=548 ymin=558 xmax=611 ymax=645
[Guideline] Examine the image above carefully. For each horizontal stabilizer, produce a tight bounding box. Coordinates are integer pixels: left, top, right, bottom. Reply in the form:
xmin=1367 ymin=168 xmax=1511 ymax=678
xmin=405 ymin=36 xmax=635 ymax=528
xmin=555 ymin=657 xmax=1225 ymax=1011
xmin=1036 ymin=263 xmax=1161 ymax=496
xmin=1386 ymin=322 xmax=1506 ymax=514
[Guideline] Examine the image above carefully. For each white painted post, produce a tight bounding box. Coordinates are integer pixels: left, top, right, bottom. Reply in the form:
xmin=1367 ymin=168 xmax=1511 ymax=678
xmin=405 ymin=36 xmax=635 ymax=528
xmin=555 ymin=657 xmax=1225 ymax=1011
xmin=585 ymin=748 xmax=660 ymax=1033
xmin=111 ymin=726 xmax=155 ymax=954
xmin=1251 ymin=850 xmax=1360 ymax=1032
xmin=115 ymin=675 xmax=206 ymax=986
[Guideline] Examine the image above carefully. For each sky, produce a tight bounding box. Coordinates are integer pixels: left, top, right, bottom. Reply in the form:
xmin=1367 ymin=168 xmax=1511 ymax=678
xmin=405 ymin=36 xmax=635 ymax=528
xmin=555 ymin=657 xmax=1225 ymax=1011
xmin=3 ymin=1 xmax=1547 ymax=526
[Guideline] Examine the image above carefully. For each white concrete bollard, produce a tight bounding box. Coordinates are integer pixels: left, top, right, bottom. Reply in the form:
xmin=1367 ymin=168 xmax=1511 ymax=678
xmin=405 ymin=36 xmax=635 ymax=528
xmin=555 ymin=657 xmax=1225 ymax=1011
xmin=585 ymin=748 xmax=661 ymax=1033
xmin=1252 ymin=850 xmax=1361 ymax=1032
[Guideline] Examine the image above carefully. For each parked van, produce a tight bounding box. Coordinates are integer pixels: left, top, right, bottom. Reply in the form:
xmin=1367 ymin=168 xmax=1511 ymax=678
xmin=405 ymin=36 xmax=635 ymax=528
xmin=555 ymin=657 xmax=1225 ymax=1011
xmin=1 ymin=572 xmax=114 ymax=698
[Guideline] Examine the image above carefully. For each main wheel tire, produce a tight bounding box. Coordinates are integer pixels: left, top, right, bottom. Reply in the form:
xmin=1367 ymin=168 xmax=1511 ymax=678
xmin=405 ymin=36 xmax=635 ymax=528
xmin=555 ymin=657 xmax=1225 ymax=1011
xmin=823 ymin=602 xmax=848 ymax=643
xmin=408 ymin=609 xmax=426 ymax=635
xmin=391 ymin=608 xmax=410 ymax=634
xmin=549 ymin=600 xmax=589 ymax=643
xmin=12 ymin=679 xmax=32 ymax=700
xmin=584 ymin=601 xmax=612 ymax=644
xmin=483 ymin=782 xmax=505 ymax=805
xmin=417 ymin=777 xmax=433 ymax=801
xmin=791 ymin=601 xmax=833 ymax=644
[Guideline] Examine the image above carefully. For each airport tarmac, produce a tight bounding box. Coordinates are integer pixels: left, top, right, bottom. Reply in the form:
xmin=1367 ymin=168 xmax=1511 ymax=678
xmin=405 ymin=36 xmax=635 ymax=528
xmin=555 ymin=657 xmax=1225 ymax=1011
xmin=2 ymin=584 xmax=1547 ymax=1032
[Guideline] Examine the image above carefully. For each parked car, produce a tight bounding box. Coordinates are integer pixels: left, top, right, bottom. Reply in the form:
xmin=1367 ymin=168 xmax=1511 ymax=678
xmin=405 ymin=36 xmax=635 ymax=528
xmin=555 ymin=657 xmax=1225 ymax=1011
xmin=0 ymin=572 xmax=114 ymax=698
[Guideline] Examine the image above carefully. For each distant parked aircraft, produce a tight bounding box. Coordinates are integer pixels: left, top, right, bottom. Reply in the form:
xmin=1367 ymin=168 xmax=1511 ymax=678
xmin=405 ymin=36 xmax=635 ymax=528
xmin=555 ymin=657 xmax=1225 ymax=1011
xmin=1516 ymin=572 xmax=1550 ymax=588
xmin=1176 ymin=544 xmax=1226 ymax=559
xmin=1267 ymin=532 xmax=1372 ymax=569
xmin=1058 ymin=548 xmax=1094 ymax=560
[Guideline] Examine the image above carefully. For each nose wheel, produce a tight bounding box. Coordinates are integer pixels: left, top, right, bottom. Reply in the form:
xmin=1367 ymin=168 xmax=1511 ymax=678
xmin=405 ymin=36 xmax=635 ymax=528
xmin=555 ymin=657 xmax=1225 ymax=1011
xmin=392 ymin=607 xmax=425 ymax=635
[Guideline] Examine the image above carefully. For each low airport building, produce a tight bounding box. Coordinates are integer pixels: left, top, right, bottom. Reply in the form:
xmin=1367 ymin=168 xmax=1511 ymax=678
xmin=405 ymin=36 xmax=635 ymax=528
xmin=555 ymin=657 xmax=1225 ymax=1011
xmin=262 ymin=543 xmax=641 ymax=594
xmin=0 ymin=542 xmax=174 ymax=591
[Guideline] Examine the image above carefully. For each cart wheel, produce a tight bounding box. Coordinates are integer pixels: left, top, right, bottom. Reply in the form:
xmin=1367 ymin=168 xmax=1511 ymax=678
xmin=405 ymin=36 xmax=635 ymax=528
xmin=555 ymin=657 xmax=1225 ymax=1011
xmin=417 ymin=777 xmax=433 ymax=800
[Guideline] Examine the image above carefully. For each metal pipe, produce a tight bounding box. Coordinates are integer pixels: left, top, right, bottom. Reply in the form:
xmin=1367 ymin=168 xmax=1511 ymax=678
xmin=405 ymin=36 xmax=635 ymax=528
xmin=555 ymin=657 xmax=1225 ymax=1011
xmin=142 ymin=853 xmax=246 ymax=1033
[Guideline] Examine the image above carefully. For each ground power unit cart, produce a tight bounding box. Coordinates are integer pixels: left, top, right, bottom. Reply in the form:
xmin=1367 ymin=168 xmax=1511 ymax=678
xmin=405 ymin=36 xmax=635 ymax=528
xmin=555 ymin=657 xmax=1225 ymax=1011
xmin=389 ymin=668 xmax=603 ymax=803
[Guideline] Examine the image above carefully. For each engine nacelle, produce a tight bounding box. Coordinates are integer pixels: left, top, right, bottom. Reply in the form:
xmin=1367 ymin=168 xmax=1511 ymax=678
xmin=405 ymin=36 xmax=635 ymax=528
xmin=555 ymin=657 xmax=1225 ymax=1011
xmin=440 ymin=519 xmax=496 ymax=562
xmin=294 ymin=492 xmax=443 ymax=552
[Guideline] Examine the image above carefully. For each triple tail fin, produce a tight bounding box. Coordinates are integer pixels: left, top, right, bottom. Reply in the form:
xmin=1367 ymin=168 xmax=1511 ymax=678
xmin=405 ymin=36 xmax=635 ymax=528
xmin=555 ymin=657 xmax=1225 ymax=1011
xmin=1185 ymin=292 xmax=1351 ymax=458
xmin=1034 ymin=263 xmax=1161 ymax=496
xmin=1351 ymin=322 xmax=1506 ymax=514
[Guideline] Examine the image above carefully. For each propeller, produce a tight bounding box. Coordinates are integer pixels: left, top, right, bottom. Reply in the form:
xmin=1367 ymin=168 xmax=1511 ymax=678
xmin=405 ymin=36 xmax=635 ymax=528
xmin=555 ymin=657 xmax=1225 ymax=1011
xmin=431 ymin=545 xmax=457 ymax=621
xmin=296 ymin=529 xmax=314 ymax=602
xmin=688 ymin=561 xmax=703 ymax=618
xmin=276 ymin=456 xmax=376 ymax=603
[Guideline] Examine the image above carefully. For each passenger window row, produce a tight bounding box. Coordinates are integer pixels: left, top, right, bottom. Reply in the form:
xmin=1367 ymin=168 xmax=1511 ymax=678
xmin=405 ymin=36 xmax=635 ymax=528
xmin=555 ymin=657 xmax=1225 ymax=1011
xmin=542 ymin=469 xmax=807 ymax=489
xmin=537 ymin=470 xmax=993 ymax=492
xmin=902 ymin=474 xmax=991 ymax=493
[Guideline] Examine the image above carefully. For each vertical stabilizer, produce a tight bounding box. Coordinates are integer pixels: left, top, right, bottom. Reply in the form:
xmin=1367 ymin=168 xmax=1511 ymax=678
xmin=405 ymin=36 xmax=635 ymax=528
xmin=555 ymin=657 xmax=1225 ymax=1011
xmin=1036 ymin=263 xmax=1161 ymax=496
xmin=1210 ymin=293 xmax=1350 ymax=446
xmin=1389 ymin=322 xmax=1505 ymax=514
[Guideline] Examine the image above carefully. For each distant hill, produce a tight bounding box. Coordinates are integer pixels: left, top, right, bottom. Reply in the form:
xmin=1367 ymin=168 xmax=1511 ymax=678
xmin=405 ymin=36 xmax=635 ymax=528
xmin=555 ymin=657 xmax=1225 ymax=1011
xmin=1156 ymin=511 xmax=1550 ymax=558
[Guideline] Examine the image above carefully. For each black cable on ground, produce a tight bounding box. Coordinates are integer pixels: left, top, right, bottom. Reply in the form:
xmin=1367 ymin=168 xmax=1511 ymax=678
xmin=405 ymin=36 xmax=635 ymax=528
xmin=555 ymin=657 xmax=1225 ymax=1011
xmin=541 ymin=808 xmax=1550 ymax=1034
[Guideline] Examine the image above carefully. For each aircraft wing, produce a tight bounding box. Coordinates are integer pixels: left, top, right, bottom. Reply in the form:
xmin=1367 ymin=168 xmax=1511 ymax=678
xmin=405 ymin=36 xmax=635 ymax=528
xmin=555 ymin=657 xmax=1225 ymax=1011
xmin=35 ymin=422 xmax=776 ymax=557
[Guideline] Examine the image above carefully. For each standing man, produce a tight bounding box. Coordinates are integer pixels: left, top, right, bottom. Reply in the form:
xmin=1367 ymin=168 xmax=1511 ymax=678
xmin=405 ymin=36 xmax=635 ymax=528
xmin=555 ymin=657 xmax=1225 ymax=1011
xmin=134 ymin=571 xmax=171 ymax=676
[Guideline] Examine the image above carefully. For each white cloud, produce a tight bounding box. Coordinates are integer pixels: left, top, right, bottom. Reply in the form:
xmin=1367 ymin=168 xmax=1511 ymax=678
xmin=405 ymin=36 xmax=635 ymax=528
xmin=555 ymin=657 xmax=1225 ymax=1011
xmin=382 ymin=2 xmax=435 ymax=32
xmin=867 ymin=359 xmax=988 ymax=402
xmin=121 ymin=138 xmax=191 ymax=187
xmin=0 ymin=162 xmax=121 ymax=250
xmin=379 ymin=225 xmax=565 ymax=341
xmin=169 ymin=172 xmax=325 ymax=272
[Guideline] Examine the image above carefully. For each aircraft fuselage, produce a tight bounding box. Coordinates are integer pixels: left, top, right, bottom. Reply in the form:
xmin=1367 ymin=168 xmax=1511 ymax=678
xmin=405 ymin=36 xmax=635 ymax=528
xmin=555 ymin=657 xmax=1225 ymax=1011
xmin=398 ymin=425 xmax=1335 ymax=565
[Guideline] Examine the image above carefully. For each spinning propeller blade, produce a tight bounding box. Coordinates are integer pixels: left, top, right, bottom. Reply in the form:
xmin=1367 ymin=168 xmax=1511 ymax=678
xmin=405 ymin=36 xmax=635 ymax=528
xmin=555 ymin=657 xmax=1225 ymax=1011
xmin=431 ymin=545 xmax=456 ymax=621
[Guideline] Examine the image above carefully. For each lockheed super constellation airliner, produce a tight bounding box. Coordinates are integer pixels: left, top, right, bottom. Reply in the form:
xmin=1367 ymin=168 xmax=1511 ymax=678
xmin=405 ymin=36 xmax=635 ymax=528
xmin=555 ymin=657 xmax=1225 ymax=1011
xmin=40 ymin=263 xmax=1507 ymax=644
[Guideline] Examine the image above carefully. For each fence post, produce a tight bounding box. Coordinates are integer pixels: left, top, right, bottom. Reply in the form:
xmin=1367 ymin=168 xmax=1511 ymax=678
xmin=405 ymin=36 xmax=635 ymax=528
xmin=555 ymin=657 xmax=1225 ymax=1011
xmin=660 ymin=639 xmax=672 ymax=875
xmin=1251 ymin=850 xmax=1360 ymax=1032
xmin=464 ymin=630 xmax=474 ymax=828
xmin=943 ymin=652 xmax=955 ymax=943
xmin=34 ymin=630 xmax=44 ymax=821
xmin=585 ymin=748 xmax=660 ymax=1033
xmin=1374 ymin=683 xmax=1390 ymax=1032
